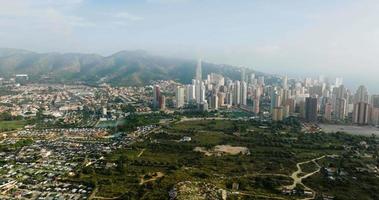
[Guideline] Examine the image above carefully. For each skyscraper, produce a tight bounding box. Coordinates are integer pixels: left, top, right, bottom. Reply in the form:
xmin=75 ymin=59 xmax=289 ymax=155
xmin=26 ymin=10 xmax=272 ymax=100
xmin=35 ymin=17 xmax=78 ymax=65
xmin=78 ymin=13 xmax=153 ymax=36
xmin=252 ymin=96 xmax=260 ymax=114
xmin=196 ymin=59 xmax=202 ymax=82
xmin=353 ymin=102 xmax=369 ymax=125
xmin=371 ymin=95 xmax=379 ymax=108
xmin=194 ymin=60 xmax=204 ymax=104
xmin=175 ymin=86 xmax=185 ymax=108
xmin=272 ymin=107 xmax=283 ymax=121
xmin=159 ymin=95 xmax=166 ymax=110
xmin=209 ymin=94 xmax=219 ymax=110
xmin=241 ymin=81 xmax=247 ymax=105
xmin=217 ymin=92 xmax=226 ymax=107
xmin=153 ymin=85 xmax=161 ymax=109
xmin=355 ymin=85 xmax=369 ymax=103
xmin=270 ymin=92 xmax=281 ymax=112
xmin=186 ymin=84 xmax=195 ymax=102
xmin=305 ymin=97 xmax=318 ymax=122
xmin=324 ymin=102 xmax=332 ymax=121
xmin=335 ymin=98 xmax=347 ymax=121
xmin=282 ymin=75 xmax=288 ymax=89
xmin=233 ymin=81 xmax=241 ymax=106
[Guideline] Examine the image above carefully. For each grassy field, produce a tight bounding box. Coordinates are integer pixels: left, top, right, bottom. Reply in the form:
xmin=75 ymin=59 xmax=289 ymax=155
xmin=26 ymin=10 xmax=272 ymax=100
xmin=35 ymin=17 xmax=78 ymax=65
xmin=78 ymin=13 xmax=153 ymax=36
xmin=0 ymin=120 xmax=27 ymax=132
xmin=95 ymin=120 xmax=118 ymax=128
xmin=73 ymin=119 xmax=379 ymax=199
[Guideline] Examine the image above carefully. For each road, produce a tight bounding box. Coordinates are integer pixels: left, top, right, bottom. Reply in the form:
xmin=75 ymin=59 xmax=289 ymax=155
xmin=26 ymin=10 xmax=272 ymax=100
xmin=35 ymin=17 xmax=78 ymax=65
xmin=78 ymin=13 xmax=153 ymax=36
xmin=284 ymin=154 xmax=337 ymax=200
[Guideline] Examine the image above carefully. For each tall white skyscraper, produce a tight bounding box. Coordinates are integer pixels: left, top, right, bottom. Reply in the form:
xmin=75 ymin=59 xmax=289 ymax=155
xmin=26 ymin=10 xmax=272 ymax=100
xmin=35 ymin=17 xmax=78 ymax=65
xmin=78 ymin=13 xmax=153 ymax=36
xmin=241 ymin=81 xmax=247 ymax=105
xmin=186 ymin=84 xmax=195 ymax=102
xmin=196 ymin=59 xmax=202 ymax=82
xmin=194 ymin=59 xmax=204 ymax=104
xmin=241 ymin=68 xmax=246 ymax=83
xmin=233 ymin=81 xmax=241 ymax=106
xmin=250 ymin=73 xmax=255 ymax=84
xmin=282 ymin=75 xmax=288 ymax=89
xmin=200 ymin=82 xmax=206 ymax=103
xmin=239 ymin=69 xmax=247 ymax=105
xmin=175 ymin=86 xmax=185 ymax=108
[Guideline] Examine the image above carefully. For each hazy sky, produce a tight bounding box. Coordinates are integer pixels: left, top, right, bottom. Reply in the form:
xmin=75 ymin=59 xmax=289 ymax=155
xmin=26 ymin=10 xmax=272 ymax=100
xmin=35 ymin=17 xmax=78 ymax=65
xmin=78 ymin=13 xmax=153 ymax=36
xmin=1 ymin=0 xmax=379 ymax=92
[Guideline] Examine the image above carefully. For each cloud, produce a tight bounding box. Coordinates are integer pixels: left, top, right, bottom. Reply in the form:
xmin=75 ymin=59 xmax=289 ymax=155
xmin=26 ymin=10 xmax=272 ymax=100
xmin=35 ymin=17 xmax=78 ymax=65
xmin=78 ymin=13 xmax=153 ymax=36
xmin=0 ymin=0 xmax=94 ymax=31
xmin=113 ymin=12 xmax=144 ymax=21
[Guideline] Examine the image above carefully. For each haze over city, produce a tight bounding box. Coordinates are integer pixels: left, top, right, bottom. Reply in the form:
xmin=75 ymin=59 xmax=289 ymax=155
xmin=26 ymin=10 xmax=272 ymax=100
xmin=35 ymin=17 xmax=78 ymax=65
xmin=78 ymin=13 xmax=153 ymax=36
xmin=1 ymin=0 xmax=379 ymax=91
xmin=3 ymin=1 xmax=379 ymax=199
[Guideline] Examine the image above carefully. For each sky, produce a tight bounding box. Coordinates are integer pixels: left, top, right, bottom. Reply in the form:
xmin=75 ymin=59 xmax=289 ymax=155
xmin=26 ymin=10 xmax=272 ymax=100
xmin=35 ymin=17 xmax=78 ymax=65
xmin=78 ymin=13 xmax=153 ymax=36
xmin=1 ymin=0 xmax=379 ymax=92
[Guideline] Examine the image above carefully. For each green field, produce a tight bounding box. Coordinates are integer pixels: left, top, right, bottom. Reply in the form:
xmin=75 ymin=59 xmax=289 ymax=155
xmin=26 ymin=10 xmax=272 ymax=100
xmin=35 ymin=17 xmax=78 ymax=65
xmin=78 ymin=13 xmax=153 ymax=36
xmin=0 ymin=120 xmax=27 ymax=132
xmin=72 ymin=119 xmax=379 ymax=200
xmin=95 ymin=120 xmax=118 ymax=128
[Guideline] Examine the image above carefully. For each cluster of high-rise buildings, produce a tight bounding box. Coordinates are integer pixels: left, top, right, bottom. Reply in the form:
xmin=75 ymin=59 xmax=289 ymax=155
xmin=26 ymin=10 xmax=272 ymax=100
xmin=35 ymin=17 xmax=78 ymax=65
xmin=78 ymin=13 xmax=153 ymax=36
xmin=173 ymin=60 xmax=259 ymax=112
xmin=160 ymin=60 xmax=379 ymax=126
xmin=152 ymin=85 xmax=166 ymax=110
xmin=267 ymin=76 xmax=379 ymax=125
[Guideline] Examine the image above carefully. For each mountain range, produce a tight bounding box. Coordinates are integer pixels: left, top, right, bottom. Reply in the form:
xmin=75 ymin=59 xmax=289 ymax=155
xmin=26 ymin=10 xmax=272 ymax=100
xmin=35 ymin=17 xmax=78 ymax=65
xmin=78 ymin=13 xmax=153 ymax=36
xmin=0 ymin=48 xmax=264 ymax=86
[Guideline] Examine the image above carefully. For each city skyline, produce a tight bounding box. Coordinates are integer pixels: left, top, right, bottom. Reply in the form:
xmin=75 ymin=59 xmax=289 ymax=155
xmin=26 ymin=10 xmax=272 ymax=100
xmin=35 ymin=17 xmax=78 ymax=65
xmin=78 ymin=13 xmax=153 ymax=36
xmin=2 ymin=1 xmax=379 ymax=199
xmin=1 ymin=0 xmax=379 ymax=92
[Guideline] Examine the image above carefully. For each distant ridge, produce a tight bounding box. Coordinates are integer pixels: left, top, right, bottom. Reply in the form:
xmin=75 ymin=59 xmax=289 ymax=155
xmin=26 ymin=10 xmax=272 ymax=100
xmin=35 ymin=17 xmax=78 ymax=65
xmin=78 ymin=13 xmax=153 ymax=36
xmin=0 ymin=48 xmax=265 ymax=86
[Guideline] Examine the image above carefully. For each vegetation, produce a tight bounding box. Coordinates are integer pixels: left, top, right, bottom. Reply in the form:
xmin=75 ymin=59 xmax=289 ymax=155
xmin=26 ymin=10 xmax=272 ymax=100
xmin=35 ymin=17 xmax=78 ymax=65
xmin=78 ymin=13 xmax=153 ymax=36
xmin=72 ymin=118 xmax=379 ymax=199
xmin=0 ymin=48 xmax=267 ymax=86
xmin=0 ymin=120 xmax=28 ymax=132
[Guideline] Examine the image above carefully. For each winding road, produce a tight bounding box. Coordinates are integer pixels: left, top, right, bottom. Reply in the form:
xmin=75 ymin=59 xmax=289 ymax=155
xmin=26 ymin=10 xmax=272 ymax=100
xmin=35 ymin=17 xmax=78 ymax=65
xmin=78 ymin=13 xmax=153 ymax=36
xmin=284 ymin=154 xmax=337 ymax=200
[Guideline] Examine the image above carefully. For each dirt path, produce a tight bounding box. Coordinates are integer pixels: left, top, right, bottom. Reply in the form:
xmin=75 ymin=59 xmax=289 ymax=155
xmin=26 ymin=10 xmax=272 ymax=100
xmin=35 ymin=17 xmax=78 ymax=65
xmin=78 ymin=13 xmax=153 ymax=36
xmin=140 ymin=172 xmax=164 ymax=185
xmin=137 ymin=148 xmax=145 ymax=158
xmin=284 ymin=154 xmax=337 ymax=200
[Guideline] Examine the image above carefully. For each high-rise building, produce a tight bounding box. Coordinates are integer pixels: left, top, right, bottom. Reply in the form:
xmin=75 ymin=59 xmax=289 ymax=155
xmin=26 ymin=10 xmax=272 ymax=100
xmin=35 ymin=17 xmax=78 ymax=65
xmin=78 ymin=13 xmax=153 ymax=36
xmin=270 ymin=92 xmax=281 ymax=112
xmin=208 ymin=73 xmax=225 ymax=86
xmin=153 ymin=85 xmax=161 ymax=109
xmin=250 ymin=73 xmax=256 ymax=84
xmin=159 ymin=95 xmax=166 ymax=110
xmin=305 ymin=97 xmax=318 ymax=122
xmin=196 ymin=59 xmax=202 ymax=81
xmin=241 ymin=81 xmax=247 ymax=105
xmin=194 ymin=59 xmax=204 ymax=104
xmin=353 ymin=102 xmax=369 ymax=125
xmin=209 ymin=94 xmax=219 ymax=110
xmin=241 ymin=68 xmax=246 ymax=83
xmin=355 ymin=85 xmax=369 ymax=103
xmin=324 ymin=102 xmax=332 ymax=121
xmin=335 ymin=98 xmax=347 ymax=121
xmin=371 ymin=95 xmax=379 ymax=108
xmin=194 ymin=80 xmax=205 ymax=104
xmin=186 ymin=84 xmax=195 ymax=102
xmin=226 ymin=91 xmax=233 ymax=106
xmin=283 ymin=104 xmax=290 ymax=118
xmin=217 ymin=92 xmax=226 ymax=107
xmin=371 ymin=107 xmax=379 ymax=125
xmin=286 ymin=98 xmax=296 ymax=115
xmin=200 ymin=82 xmax=206 ymax=103
xmin=282 ymin=75 xmax=288 ymax=89
xmin=175 ymin=86 xmax=185 ymax=108
xmin=252 ymin=96 xmax=260 ymax=114
xmin=272 ymin=107 xmax=283 ymax=121
xmin=233 ymin=81 xmax=241 ymax=106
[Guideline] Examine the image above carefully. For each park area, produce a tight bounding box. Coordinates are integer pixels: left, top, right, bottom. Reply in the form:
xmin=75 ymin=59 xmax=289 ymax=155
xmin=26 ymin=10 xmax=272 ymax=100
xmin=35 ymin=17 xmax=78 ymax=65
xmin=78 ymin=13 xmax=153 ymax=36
xmin=72 ymin=118 xmax=379 ymax=199
xmin=0 ymin=120 xmax=28 ymax=132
